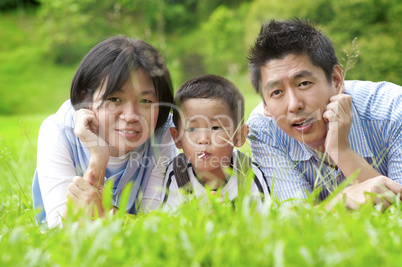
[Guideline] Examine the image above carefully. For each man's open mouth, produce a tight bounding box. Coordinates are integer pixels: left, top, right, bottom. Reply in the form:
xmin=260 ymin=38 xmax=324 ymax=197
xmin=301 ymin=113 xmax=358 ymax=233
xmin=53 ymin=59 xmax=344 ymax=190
xmin=292 ymin=118 xmax=314 ymax=127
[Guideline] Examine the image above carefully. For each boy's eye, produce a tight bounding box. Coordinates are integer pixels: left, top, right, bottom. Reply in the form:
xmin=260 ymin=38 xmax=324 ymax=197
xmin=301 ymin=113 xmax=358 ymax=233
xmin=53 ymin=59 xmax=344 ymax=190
xmin=185 ymin=127 xmax=196 ymax=132
xmin=108 ymin=97 xmax=122 ymax=102
xmin=139 ymin=99 xmax=153 ymax=104
xmin=211 ymin=126 xmax=223 ymax=131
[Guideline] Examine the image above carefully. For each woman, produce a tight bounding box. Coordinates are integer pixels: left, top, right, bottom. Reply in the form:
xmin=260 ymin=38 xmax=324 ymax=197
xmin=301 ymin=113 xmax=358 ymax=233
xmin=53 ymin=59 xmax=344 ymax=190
xmin=32 ymin=36 xmax=177 ymax=228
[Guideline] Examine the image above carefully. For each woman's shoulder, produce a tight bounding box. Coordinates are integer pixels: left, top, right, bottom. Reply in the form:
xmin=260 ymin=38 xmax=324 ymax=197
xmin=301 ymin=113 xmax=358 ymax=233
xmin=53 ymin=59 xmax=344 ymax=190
xmin=39 ymin=100 xmax=76 ymax=144
xmin=41 ymin=100 xmax=75 ymax=128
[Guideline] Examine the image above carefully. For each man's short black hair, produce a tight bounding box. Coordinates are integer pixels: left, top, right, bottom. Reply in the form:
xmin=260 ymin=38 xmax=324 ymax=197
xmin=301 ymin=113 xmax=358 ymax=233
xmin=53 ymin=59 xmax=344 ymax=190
xmin=248 ymin=18 xmax=338 ymax=94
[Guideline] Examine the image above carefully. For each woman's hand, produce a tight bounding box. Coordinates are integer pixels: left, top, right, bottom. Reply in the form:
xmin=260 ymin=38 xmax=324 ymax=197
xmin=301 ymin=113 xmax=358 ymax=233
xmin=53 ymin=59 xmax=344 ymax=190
xmin=74 ymin=108 xmax=109 ymax=159
xmin=66 ymin=170 xmax=106 ymax=218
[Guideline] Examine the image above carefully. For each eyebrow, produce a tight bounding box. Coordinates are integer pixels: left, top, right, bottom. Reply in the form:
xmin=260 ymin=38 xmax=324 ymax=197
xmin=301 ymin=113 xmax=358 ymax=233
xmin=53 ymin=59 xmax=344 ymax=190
xmin=140 ymin=90 xmax=156 ymax=97
xmin=264 ymin=70 xmax=314 ymax=90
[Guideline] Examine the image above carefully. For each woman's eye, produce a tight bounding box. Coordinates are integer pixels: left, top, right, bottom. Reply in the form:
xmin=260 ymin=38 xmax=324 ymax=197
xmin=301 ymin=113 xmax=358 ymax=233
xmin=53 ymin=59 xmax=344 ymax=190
xmin=108 ymin=97 xmax=121 ymax=102
xmin=139 ymin=99 xmax=153 ymax=104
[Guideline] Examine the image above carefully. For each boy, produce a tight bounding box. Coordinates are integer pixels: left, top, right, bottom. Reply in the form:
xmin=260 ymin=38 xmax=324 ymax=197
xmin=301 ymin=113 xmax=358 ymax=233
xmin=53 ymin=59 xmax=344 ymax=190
xmin=161 ymin=74 xmax=270 ymax=210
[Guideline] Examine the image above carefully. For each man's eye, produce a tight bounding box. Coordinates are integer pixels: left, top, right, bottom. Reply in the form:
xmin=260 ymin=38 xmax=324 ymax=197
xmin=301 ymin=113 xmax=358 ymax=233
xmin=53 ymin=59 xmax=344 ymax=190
xmin=108 ymin=97 xmax=121 ymax=102
xmin=139 ymin=99 xmax=153 ymax=104
xmin=299 ymin=81 xmax=311 ymax=87
xmin=271 ymin=90 xmax=282 ymax=97
xmin=185 ymin=127 xmax=196 ymax=132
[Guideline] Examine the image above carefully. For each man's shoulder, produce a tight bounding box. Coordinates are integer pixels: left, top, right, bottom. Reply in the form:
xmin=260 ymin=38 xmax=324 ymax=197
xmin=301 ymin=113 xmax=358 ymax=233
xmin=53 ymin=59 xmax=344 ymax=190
xmin=247 ymin=102 xmax=276 ymax=128
xmin=346 ymin=80 xmax=402 ymax=120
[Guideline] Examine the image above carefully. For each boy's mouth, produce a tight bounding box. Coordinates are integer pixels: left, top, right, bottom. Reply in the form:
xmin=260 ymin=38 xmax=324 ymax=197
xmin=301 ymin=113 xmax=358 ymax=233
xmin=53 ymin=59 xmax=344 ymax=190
xmin=198 ymin=152 xmax=211 ymax=160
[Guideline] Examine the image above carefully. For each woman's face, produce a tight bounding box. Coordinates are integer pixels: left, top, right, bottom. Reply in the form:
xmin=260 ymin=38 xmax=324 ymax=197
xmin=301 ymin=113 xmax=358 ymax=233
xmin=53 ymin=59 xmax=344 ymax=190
xmin=92 ymin=69 xmax=159 ymax=157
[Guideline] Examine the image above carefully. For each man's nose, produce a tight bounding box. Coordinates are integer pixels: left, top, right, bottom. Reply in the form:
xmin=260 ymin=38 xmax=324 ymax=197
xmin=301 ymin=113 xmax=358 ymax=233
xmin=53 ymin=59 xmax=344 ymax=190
xmin=287 ymin=89 xmax=304 ymax=113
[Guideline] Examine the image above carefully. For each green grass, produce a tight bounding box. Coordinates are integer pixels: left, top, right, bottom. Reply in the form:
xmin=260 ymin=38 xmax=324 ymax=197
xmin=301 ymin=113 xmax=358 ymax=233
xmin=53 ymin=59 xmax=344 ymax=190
xmin=1 ymin=114 xmax=402 ymax=266
xmin=0 ymin=10 xmax=74 ymax=115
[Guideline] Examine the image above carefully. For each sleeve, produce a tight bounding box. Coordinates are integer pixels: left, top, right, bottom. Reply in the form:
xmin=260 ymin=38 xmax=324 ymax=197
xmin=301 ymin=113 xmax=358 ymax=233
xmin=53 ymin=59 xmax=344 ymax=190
xmin=247 ymin=113 xmax=312 ymax=202
xmin=386 ymin=121 xmax=402 ymax=184
xmin=37 ymin=117 xmax=76 ymax=228
xmin=139 ymin=122 xmax=178 ymax=212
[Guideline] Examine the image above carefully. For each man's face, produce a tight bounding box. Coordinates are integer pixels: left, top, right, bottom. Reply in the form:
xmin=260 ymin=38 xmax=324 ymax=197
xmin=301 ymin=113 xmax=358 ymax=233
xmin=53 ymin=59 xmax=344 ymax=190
xmin=260 ymin=53 xmax=343 ymax=150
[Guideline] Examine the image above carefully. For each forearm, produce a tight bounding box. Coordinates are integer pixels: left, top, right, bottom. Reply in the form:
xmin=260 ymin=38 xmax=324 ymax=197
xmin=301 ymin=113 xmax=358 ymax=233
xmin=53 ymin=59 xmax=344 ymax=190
xmin=85 ymin=154 xmax=108 ymax=187
xmin=335 ymin=147 xmax=382 ymax=183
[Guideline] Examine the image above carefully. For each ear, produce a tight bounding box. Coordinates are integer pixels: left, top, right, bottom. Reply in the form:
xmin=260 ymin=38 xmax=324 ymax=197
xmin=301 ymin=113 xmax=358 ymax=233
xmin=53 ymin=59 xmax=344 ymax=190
xmin=332 ymin=65 xmax=345 ymax=94
xmin=263 ymin=102 xmax=272 ymax=117
xmin=233 ymin=124 xmax=249 ymax=147
xmin=170 ymin=127 xmax=183 ymax=149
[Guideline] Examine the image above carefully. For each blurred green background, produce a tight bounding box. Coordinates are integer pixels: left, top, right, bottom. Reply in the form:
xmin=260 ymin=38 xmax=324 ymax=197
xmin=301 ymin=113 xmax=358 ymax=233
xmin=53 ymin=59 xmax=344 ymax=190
xmin=1 ymin=0 xmax=401 ymax=118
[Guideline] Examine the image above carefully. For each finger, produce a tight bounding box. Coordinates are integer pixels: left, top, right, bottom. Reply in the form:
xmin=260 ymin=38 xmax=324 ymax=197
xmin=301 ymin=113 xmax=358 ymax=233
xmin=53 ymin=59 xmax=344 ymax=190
xmin=383 ymin=178 xmax=402 ymax=198
xmin=66 ymin=189 xmax=82 ymax=207
xmin=72 ymin=175 xmax=91 ymax=191
xmin=323 ymin=109 xmax=337 ymax=122
xmin=371 ymin=184 xmax=397 ymax=208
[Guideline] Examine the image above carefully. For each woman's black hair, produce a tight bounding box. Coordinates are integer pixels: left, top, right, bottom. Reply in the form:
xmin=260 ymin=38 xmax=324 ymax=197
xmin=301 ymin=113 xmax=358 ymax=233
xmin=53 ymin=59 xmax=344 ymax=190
xmin=70 ymin=36 xmax=174 ymax=130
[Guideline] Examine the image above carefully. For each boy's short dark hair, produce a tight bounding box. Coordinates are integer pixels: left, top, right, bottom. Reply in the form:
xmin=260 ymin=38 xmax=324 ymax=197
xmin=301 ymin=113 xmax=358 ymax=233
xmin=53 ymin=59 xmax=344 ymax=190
xmin=172 ymin=74 xmax=244 ymax=129
xmin=248 ymin=18 xmax=338 ymax=94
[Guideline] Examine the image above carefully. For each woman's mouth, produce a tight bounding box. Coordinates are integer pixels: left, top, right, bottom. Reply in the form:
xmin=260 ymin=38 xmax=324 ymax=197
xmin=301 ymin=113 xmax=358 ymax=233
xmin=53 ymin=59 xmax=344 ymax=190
xmin=117 ymin=129 xmax=139 ymax=138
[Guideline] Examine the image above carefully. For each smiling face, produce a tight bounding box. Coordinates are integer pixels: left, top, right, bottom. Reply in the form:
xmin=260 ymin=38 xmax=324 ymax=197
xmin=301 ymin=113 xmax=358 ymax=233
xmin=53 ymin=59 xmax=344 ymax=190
xmin=170 ymin=98 xmax=247 ymax=180
xmin=92 ymin=69 xmax=159 ymax=157
xmin=260 ymin=53 xmax=343 ymax=151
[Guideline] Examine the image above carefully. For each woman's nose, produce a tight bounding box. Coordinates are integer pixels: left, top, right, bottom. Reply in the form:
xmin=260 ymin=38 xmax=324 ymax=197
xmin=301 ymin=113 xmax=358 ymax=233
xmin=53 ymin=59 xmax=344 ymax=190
xmin=119 ymin=103 xmax=140 ymax=121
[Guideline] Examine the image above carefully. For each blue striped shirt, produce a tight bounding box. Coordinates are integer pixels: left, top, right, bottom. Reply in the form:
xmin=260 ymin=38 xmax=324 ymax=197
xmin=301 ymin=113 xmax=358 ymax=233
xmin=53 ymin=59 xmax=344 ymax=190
xmin=247 ymin=80 xmax=402 ymax=202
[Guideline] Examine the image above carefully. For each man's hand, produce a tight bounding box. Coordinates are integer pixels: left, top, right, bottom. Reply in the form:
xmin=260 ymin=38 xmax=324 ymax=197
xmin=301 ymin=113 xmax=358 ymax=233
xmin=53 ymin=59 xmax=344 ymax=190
xmin=329 ymin=176 xmax=402 ymax=210
xmin=66 ymin=169 xmax=106 ymax=218
xmin=323 ymin=94 xmax=353 ymax=163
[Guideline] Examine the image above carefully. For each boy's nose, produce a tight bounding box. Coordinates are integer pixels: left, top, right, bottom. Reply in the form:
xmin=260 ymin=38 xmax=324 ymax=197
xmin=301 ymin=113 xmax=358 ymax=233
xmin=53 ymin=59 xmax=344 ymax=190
xmin=197 ymin=131 xmax=210 ymax=145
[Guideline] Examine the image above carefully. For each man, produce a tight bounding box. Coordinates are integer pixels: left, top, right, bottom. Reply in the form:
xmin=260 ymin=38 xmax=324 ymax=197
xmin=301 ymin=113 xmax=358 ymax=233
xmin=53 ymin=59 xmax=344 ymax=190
xmin=247 ymin=18 xmax=402 ymax=209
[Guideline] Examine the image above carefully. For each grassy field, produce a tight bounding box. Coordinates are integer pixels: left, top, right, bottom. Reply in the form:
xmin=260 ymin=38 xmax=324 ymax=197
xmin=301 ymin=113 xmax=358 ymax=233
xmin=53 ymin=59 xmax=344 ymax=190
xmin=1 ymin=109 xmax=402 ymax=266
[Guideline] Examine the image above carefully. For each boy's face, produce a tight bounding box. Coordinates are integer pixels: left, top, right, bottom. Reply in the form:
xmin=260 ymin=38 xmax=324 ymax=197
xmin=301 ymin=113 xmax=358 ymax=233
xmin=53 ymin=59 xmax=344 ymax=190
xmin=170 ymin=98 xmax=247 ymax=178
xmin=260 ymin=53 xmax=343 ymax=150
